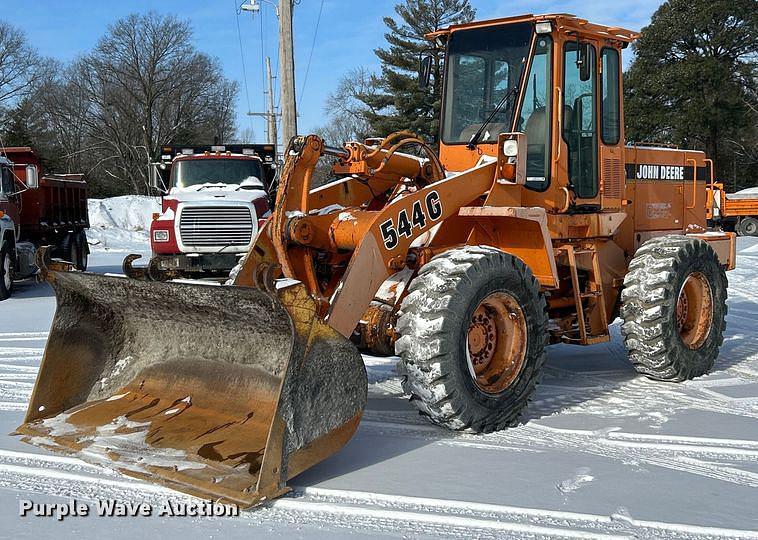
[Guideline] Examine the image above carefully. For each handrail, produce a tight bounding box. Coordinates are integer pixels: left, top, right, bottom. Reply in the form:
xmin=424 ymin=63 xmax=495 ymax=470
xmin=686 ymin=157 xmax=697 ymax=209
xmin=554 ymin=87 xmax=563 ymax=170
xmin=704 ymin=158 xmax=715 ymax=210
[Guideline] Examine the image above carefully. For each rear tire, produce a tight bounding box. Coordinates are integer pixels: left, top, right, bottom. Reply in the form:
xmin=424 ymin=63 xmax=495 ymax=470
xmin=621 ymin=235 xmax=727 ymax=381
xmin=396 ymin=246 xmax=548 ymax=433
xmin=59 ymin=232 xmax=87 ymax=270
xmin=0 ymin=243 xmax=13 ymax=301
xmin=75 ymin=230 xmax=88 ymax=271
xmin=739 ymin=217 xmax=758 ymax=237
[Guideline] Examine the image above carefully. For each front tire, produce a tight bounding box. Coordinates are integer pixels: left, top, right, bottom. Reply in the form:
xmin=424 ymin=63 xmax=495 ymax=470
xmin=621 ymin=235 xmax=727 ymax=381
xmin=0 ymin=243 xmax=13 ymax=301
xmin=396 ymin=246 xmax=548 ymax=433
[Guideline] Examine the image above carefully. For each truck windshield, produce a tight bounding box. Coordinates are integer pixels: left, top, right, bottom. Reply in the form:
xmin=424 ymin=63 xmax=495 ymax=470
xmin=172 ymin=158 xmax=264 ymax=189
xmin=441 ymin=22 xmax=533 ymax=144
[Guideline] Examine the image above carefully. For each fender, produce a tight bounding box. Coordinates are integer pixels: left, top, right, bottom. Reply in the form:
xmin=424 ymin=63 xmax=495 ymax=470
xmin=458 ymin=206 xmax=559 ymax=289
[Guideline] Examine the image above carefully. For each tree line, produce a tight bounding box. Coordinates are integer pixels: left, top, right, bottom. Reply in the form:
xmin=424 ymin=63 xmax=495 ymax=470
xmin=0 ymin=13 xmax=238 ymax=197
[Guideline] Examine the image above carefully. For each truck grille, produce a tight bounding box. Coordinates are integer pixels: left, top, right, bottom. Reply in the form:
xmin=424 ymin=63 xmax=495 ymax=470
xmin=178 ymin=206 xmax=253 ymax=248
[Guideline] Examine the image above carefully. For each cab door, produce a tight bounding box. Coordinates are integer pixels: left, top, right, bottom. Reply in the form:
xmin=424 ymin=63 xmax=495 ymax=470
xmin=0 ymin=165 xmax=20 ymax=226
xmin=562 ymin=41 xmax=598 ymax=206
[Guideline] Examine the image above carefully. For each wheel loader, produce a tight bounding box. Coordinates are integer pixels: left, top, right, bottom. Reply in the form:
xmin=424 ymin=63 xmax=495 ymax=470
xmin=16 ymin=13 xmax=736 ymax=508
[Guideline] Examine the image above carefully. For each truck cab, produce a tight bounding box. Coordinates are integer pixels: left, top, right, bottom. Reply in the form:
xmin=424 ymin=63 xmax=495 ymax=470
xmin=0 ymin=158 xmax=20 ymax=298
xmin=1 ymin=149 xmax=89 ymax=300
xmin=0 ymin=155 xmax=42 ymax=300
xmin=149 ymin=144 xmax=276 ymax=278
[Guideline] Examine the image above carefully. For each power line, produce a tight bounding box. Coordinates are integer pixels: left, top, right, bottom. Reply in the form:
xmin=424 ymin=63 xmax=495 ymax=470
xmin=298 ymin=0 xmax=325 ymax=108
xmin=233 ymin=0 xmax=255 ymax=136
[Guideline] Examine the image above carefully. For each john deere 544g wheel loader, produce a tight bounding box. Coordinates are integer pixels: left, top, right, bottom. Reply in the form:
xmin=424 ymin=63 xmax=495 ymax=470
xmin=17 ymin=13 xmax=736 ymax=507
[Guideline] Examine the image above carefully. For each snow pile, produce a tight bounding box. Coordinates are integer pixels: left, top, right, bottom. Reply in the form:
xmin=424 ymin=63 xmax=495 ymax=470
xmin=87 ymin=196 xmax=160 ymax=251
xmin=726 ymin=187 xmax=758 ymax=199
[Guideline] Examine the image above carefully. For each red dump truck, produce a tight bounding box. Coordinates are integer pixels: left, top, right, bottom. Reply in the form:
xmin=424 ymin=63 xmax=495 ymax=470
xmin=0 ymin=147 xmax=89 ymax=300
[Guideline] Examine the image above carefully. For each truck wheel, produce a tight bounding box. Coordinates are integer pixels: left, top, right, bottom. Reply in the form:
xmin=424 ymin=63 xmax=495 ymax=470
xmin=621 ymin=235 xmax=727 ymax=381
xmin=396 ymin=246 xmax=548 ymax=433
xmin=0 ymin=243 xmax=13 ymax=300
xmin=739 ymin=217 xmax=758 ymax=237
xmin=59 ymin=232 xmax=85 ymax=270
xmin=75 ymin=231 xmax=89 ymax=271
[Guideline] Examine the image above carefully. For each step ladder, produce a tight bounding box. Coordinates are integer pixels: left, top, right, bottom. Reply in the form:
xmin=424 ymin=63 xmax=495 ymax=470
xmin=561 ymin=245 xmax=610 ymax=345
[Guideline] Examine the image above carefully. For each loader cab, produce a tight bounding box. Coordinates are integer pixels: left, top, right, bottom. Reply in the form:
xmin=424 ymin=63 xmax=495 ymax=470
xmin=430 ymin=14 xmax=637 ymax=213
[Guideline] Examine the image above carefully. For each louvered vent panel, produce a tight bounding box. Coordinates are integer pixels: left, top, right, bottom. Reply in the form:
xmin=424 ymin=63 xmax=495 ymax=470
xmin=602 ymin=157 xmax=624 ymax=201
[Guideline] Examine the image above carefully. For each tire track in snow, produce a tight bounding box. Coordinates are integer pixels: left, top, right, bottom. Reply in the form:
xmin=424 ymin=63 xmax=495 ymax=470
xmin=358 ymin=419 xmax=758 ymax=487
xmin=1 ymin=453 xmax=756 ymax=539
xmin=0 ymin=331 xmax=48 ymax=341
xmin=0 ymin=348 xmax=44 ymax=358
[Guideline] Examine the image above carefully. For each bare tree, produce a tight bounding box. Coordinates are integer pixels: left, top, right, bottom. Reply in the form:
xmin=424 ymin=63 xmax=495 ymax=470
xmin=0 ymin=22 xmax=45 ymax=108
xmin=324 ymin=67 xmax=378 ymax=141
xmin=40 ymin=13 xmax=238 ymax=194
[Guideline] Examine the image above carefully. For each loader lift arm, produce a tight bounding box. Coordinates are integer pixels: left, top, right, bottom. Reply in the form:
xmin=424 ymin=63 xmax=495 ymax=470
xmin=234 ymin=133 xmax=512 ymax=337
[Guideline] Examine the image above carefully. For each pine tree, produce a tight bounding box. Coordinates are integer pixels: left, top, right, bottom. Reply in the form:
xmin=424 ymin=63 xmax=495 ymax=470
xmin=360 ymin=0 xmax=475 ymax=142
xmin=624 ymin=0 xmax=758 ymax=189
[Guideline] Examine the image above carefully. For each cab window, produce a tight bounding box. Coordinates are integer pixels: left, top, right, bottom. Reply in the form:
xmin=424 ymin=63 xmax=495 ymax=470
xmin=563 ymin=42 xmax=598 ymax=199
xmin=0 ymin=167 xmax=15 ymax=196
xmin=516 ymin=35 xmax=552 ymax=191
xmin=601 ymin=48 xmax=621 ymax=145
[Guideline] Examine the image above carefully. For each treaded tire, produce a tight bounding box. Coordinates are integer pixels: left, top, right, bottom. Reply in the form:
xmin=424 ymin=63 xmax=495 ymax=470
xmin=75 ymin=230 xmax=89 ymax=271
xmin=59 ymin=232 xmax=86 ymax=270
xmin=621 ymin=235 xmax=727 ymax=381
xmin=58 ymin=232 xmax=76 ymax=265
xmin=739 ymin=217 xmax=758 ymax=237
xmin=395 ymin=246 xmax=548 ymax=433
xmin=0 ymin=242 xmax=13 ymax=301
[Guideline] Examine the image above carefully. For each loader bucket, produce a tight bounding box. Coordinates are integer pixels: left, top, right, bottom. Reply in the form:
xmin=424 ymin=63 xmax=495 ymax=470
xmin=15 ymin=268 xmax=367 ymax=507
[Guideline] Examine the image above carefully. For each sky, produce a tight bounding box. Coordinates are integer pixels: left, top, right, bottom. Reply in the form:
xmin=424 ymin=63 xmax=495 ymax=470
xmin=1 ymin=0 xmax=664 ymax=144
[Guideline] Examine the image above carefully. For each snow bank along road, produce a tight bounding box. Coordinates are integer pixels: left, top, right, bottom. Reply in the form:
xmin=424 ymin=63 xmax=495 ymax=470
xmin=1 ymin=242 xmax=758 ymax=539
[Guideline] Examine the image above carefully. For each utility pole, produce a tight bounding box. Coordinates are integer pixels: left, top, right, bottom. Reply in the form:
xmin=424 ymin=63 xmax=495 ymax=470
xmin=246 ymin=57 xmax=279 ymax=158
xmin=266 ymin=57 xmax=278 ymax=156
xmin=278 ymin=0 xmax=297 ymax=146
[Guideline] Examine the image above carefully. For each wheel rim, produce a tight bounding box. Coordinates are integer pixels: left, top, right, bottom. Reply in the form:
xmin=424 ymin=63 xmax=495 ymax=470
xmin=2 ymin=255 xmax=10 ymax=290
xmin=676 ymin=272 xmax=713 ymax=350
xmin=466 ymin=292 xmax=527 ymax=394
xmin=745 ymin=221 xmax=757 ymax=235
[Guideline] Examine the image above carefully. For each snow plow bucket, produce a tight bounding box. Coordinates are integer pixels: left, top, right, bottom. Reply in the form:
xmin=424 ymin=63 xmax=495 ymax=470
xmin=15 ymin=267 xmax=367 ymax=507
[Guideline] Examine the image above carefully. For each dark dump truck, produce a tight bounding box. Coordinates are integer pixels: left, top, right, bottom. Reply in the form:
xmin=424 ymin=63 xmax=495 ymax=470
xmin=0 ymin=147 xmax=89 ymax=300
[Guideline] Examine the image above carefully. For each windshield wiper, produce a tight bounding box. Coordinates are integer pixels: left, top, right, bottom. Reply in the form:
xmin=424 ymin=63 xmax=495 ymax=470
xmin=467 ymin=85 xmax=519 ymax=149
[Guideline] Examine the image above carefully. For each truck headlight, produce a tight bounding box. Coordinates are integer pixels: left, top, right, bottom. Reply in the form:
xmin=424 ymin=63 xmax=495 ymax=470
xmin=153 ymin=230 xmax=170 ymax=243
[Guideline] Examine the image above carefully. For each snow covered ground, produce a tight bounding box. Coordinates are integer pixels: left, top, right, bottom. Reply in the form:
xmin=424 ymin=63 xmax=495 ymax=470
xmin=1 ymin=208 xmax=757 ymax=538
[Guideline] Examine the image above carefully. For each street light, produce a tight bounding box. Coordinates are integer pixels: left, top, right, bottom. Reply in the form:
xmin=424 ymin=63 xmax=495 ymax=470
xmin=240 ymin=0 xmax=279 ymax=18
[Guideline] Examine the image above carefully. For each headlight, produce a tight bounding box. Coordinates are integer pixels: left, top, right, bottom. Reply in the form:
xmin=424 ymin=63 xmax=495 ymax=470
xmin=153 ymin=230 xmax=169 ymax=243
xmin=502 ymin=139 xmax=519 ymax=158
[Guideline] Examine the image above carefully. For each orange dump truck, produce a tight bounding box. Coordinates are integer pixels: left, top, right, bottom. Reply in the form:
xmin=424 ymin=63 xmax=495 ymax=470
xmin=707 ymin=183 xmax=758 ymax=236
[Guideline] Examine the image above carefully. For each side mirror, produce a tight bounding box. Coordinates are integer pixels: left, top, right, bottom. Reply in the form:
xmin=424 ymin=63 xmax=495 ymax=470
xmin=577 ymin=42 xmax=591 ymax=82
xmin=25 ymin=165 xmax=39 ymax=189
xmin=418 ymin=55 xmax=433 ymax=90
xmin=148 ymin=163 xmax=166 ymax=193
